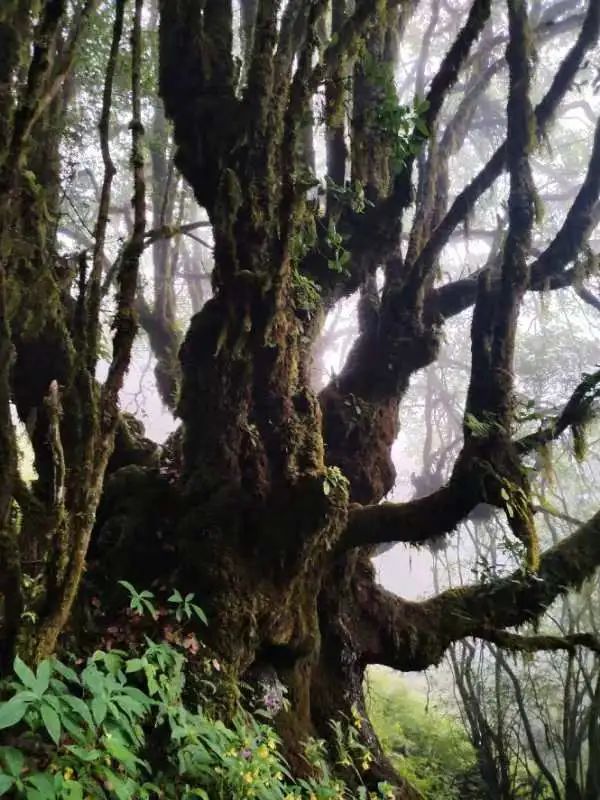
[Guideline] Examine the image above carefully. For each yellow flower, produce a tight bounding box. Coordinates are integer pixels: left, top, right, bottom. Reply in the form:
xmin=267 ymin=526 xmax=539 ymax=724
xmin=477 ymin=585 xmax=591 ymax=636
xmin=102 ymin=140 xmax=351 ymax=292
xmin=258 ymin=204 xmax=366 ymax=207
xmin=63 ymin=767 xmax=74 ymax=781
xmin=267 ymin=738 xmax=277 ymax=750
xmin=257 ymin=744 xmax=269 ymax=759
xmin=243 ymin=771 xmax=254 ymax=784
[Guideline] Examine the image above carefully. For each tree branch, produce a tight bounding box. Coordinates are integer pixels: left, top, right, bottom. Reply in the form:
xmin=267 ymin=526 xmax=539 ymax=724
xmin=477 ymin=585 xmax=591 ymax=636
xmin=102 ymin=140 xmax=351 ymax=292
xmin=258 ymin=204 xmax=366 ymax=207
xmin=412 ymin=0 xmax=600 ymax=287
xmin=477 ymin=629 xmax=600 ymax=655
xmin=354 ymin=507 xmax=600 ymax=673
xmin=341 ymin=367 xmax=600 ymax=551
xmin=87 ymin=0 xmax=126 ymax=371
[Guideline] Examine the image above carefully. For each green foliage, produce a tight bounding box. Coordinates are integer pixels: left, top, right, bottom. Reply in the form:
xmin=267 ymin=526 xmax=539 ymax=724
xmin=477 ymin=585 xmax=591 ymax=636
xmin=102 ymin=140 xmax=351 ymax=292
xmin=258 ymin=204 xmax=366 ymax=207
xmin=325 ymin=219 xmax=351 ymax=275
xmin=360 ymin=56 xmax=429 ymax=171
xmin=167 ymin=590 xmax=208 ymax=625
xmin=463 ymin=412 xmax=505 ymax=439
xmin=323 ymin=466 xmax=350 ymax=499
xmin=0 ymin=593 xmax=395 ymax=800
xmin=367 ymin=669 xmax=480 ymax=800
xmin=324 ymin=180 xmax=374 ymax=215
xmin=117 ymin=580 xmax=157 ymax=619
xmin=292 ymin=269 xmax=322 ymax=316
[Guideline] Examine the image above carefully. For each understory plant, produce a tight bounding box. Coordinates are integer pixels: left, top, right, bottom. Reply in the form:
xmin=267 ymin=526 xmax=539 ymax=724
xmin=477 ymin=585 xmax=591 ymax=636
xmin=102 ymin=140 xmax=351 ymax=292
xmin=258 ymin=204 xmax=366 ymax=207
xmin=0 ymin=587 xmax=396 ymax=800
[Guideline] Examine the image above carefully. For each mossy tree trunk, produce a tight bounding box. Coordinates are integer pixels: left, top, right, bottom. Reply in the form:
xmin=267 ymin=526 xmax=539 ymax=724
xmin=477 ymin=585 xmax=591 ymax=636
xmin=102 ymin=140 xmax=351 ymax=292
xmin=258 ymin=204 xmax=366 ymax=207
xmin=2 ymin=1 xmax=600 ymax=796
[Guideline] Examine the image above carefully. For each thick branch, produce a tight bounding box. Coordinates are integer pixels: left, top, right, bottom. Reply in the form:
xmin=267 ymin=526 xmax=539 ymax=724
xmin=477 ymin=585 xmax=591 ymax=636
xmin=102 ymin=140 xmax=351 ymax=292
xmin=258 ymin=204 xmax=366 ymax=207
xmin=100 ymin=0 xmax=146 ymax=426
xmin=341 ymin=366 xmax=599 ymax=551
xmin=424 ymin=506 xmax=600 ymax=654
xmin=342 ymin=483 xmax=480 ymax=549
xmin=515 ymin=368 xmax=600 ymax=455
xmin=356 ymin=508 xmax=600 ymax=672
xmin=477 ymin=629 xmax=600 ymax=655
xmin=430 ymin=123 xmax=600 ymax=323
xmin=412 ymin=0 xmax=600 ymax=286
xmin=422 ymin=0 xmax=491 ymax=134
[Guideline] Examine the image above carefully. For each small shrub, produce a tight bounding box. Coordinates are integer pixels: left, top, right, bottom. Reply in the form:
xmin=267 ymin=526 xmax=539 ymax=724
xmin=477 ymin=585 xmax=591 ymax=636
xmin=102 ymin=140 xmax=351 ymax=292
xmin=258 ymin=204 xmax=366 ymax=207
xmin=0 ymin=588 xmax=398 ymax=800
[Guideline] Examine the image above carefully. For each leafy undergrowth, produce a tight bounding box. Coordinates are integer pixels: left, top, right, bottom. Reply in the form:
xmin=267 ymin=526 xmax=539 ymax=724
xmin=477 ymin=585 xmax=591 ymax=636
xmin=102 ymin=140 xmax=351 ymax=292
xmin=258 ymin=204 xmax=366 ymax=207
xmin=367 ymin=669 xmax=482 ymax=800
xmin=0 ymin=587 xmax=395 ymax=800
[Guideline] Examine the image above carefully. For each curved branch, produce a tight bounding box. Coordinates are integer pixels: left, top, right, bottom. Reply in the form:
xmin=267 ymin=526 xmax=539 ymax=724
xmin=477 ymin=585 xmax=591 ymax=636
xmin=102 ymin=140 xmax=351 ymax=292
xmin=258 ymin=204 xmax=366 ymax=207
xmin=354 ymin=507 xmax=600 ymax=673
xmin=430 ymin=136 xmax=600 ymax=323
xmin=341 ymin=366 xmax=600 ymax=551
xmin=342 ymin=483 xmax=480 ymax=549
xmin=422 ymin=506 xmax=600 ymax=656
xmin=529 ymin=117 xmax=600 ymax=282
xmin=515 ymin=368 xmax=600 ymax=455
xmin=477 ymin=629 xmax=600 ymax=655
xmin=422 ymin=0 xmax=491 ymax=135
xmin=412 ymin=0 xmax=600 ymax=286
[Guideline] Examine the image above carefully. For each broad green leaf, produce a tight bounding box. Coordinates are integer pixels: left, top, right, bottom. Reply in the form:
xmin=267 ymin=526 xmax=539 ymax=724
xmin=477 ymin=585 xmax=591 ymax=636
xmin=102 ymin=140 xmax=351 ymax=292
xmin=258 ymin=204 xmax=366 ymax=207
xmin=125 ymin=658 xmax=145 ymax=673
xmin=67 ymin=745 xmax=102 ymax=763
xmin=118 ymin=580 xmax=137 ymax=596
xmin=192 ymin=604 xmax=208 ymax=625
xmin=34 ymin=660 xmax=51 ymax=696
xmin=62 ymin=781 xmax=83 ymax=800
xmin=81 ymin=664 xmax=104 ymax=695
xmin=104 ymin=652 xmax=122 ymax=676
xmin=52 ymin=659 xmax=79 ymax=684
xmin=104 ymin=740 xmax=136 ymax=772
xmin=41 ymin=703 xmax=61 ymax=744
xmin=91 ymin=697 xmax=107 ymax=726
xmin=13 ymin=656 xmax=37 ymax=691
xmin=61 ymin=714 xmax=87 ymax=743
xmin=0 ymin=775 xmax=14 ymax=796
xmin=25 ymin=771 xmax=55 ymax=792
xmin=0 ymin=746 xmax=24 ymax=777
xmin=62 ymin=696 xmax=95 ymax=728
xmin=0 ymin=699 xmax=27 ymax=730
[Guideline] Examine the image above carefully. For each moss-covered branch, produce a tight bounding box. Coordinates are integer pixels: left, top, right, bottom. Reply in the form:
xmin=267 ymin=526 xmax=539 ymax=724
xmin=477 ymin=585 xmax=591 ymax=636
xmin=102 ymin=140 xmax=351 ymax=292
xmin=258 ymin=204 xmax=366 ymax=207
xmin=340 ymin=364 xmax=600 ymax=551
xmin=101 ymin=0 xmax=146 ymax=425
xmin=421 ymin=0 xmax=491 ymax=138
xmin=411 ymin=0 xmax=599 ymax=287
xmin=350 ymin=508 xmax=600 ymax=673
xmin=158 ymin=0 xmax=239 ymax=211
xmin=423 ymin=506 xmax=600 ymax=657
xmin=430 ymin=116 xmax=600 ymax=321
xmin=516 ymin=368 xmax=600 ymax=456
xmin=27 ymin=0 xmax=147 ymax=662
xmin=476 ymin=629 xmax=600 ymax=655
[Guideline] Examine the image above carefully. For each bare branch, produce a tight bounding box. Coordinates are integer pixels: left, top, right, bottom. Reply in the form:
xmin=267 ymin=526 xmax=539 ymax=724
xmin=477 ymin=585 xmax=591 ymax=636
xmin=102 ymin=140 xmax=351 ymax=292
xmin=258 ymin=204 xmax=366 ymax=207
xmin=87 ymin=0 xmax=126 ymax=370
xmin=100 ymin=0 xmax=146 ymax=428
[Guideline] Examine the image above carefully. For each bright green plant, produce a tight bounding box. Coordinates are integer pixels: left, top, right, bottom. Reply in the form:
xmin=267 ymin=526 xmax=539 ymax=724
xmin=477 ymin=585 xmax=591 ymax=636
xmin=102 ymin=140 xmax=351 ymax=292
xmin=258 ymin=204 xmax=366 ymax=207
xmin=367 ymin=668 xmax=481 ymax=800
xmin=0 ymin=590 xmax=402 ymax=800
xmin=117 ymin=580 xmax=157 ymax=619
xmin=167 ymin=589 xmax=208 ymax=625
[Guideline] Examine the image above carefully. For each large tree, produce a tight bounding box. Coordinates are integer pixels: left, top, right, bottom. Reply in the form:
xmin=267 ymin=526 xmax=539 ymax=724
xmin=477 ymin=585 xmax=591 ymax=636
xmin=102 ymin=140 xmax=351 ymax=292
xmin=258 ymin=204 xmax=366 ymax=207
xmin=1 ymin=0 xmax=600 ymax=795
